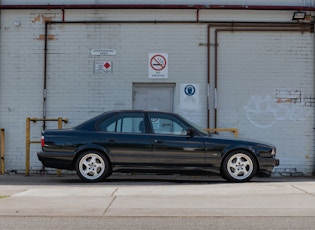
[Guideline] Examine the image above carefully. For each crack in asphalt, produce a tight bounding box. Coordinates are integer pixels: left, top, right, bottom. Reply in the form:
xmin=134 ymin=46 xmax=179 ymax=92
xmin=103 ymin=187 xmax=118 ymax=215
xmin=291 ymin=185 xmax=315 ymax=197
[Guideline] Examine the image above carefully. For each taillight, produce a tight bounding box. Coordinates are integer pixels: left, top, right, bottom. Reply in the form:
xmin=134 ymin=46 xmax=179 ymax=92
xmin=41 ymin=135 xmax=45 ymax=147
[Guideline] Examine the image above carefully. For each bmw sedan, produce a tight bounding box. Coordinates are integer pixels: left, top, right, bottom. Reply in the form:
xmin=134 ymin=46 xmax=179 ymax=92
xmin=37 ymin=110 xmax=279 ymax=182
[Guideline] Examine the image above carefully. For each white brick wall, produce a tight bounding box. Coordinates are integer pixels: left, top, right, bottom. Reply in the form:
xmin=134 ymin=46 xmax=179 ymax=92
xmin=45 ymin=23 xmax=208 ymax=126
xmin=216 ymin=31 xmax=314 ymax=175
xmin=0 ymin=4 xmax=314 ymax=176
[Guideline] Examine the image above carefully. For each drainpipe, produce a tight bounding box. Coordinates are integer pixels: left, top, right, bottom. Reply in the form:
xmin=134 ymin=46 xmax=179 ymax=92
xmin=43 ymin=21 xmax=48 ymax=130
xmin=62 ymin=8 xmax=65 ymax=22
xmin=313 ymin=16 xmax=315 ymax=176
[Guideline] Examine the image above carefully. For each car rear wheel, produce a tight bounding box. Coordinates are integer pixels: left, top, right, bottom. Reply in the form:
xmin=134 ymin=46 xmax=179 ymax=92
xmin=75 ymin=150 xmax=111 ymax=182
xmin=222 ymin=150 xmax=257 ymax=182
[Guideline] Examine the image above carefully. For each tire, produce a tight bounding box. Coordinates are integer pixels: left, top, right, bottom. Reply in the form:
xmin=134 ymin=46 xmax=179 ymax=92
xmin=221 ymin=150 xmax=257 ymax=182
xmin=75 ymin=150 xmax=111 ymax=183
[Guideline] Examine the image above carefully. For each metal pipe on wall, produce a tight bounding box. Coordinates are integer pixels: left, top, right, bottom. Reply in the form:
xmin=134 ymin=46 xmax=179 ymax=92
xmin=313 ymin=18 xmax=315 ymax=176
xmin=0 ymin=4 xmax=315 ymax=11
xmin=0 ymin=1 xmax=4 ymax=175
xmin=43 ymin=21 xmax=48 ymax=130
xmin=0 ymin=129 xmax=5 ymax=175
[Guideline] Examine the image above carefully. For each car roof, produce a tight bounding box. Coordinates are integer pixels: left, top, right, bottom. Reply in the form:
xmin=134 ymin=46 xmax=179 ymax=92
xmin=105 ymin=110 xmax=172 ymax=113
xmin=75 ymin=110 xmax=177 ymax=130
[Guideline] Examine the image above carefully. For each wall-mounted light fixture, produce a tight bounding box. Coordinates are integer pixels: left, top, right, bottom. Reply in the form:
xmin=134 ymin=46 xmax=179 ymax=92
xmin=292 ymin=12 xmax=306 ymax=20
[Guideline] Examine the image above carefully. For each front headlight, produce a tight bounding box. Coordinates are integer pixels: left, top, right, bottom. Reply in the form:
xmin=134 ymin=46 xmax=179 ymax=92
xmin=258 ymin=147 xmax=276 ymax=158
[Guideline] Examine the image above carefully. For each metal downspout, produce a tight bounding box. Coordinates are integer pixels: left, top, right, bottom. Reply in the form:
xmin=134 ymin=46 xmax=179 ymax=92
xmin=207 ymin=25 xmax=211 ymax=128
xmin=43 ymin=21 xmax=48 ymax=130
xmin=313 ymin=17 xmax=315 ymax=176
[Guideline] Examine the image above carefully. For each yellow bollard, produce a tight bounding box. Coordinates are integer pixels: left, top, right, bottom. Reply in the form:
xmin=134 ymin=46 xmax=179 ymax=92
xmin=25 ymin=117 xmax=68 ymax=176
xmin=205 ymin=128 xmax=238 ymax=138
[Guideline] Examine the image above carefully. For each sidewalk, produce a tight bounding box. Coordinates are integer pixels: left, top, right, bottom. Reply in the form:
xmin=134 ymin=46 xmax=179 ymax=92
xmin=0 ymin=174 xmax=314 ymax=217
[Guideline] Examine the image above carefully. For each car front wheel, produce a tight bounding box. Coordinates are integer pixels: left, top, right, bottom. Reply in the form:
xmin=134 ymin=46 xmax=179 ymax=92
xmin=222 ymin=150 xmax=257 ymax=182
xmin=75 ymin=150 xmax=111 ymax=182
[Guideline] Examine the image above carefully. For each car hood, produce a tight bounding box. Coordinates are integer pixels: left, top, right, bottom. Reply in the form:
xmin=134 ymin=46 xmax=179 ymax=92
xmin=207 ymin=134 xmax=276 ymax=149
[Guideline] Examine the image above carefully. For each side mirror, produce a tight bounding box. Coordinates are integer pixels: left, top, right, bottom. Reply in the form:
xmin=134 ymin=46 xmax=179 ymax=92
xmin=186 ymin=128 xmax=195 ymax=137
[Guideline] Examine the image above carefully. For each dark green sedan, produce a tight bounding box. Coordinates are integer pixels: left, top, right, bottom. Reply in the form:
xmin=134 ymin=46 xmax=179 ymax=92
xmin=38 ymin=110 xmax=279 ymax=183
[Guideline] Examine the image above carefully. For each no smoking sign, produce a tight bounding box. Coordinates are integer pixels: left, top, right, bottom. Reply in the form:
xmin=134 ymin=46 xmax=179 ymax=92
xmin=148 ymin=53 xmax=168 ymax=79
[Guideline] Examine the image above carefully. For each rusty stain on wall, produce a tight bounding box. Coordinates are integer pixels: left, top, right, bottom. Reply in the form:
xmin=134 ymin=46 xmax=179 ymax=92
xmin=32 ymin=15 xmax=41 ymax=23
xmin=275 ymin=89 xmax=302 ymax=103
xmin=32 ymin=14 xmax=53 ymax=24
xmin=33 ymin=14 xmax=56 ymax=41
xmin=36 ymin=34 xmax=56 ymax=40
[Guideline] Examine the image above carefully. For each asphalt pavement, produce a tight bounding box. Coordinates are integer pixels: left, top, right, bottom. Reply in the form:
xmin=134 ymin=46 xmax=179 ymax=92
xmin=0 ymin=173 xmax=315 ymax=217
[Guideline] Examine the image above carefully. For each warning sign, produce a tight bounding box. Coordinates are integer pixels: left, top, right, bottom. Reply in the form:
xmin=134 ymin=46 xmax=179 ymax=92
xmin=94 ymin=61 xmax=112 ymax=75
xmin=148 ymin=53 xmax=168 ymax=78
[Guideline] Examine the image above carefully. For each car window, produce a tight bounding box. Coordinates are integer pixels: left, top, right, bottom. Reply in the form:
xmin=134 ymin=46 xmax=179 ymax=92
xmin=148 ymin=113 xmax=188 ymax=135
xmin=98 ymin=112 xmax=145 ymax=133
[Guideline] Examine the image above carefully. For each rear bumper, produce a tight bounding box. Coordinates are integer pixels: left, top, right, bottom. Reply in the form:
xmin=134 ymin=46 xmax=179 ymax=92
xmin=37 ymin=151 xmax=75 ymax=170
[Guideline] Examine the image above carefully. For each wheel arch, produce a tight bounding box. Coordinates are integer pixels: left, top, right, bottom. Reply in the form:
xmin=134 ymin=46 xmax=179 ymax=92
xmin=73 ymin=144 xmax=113 ymax=171
xmin=220 ymin=147 xmax=260 ymax=175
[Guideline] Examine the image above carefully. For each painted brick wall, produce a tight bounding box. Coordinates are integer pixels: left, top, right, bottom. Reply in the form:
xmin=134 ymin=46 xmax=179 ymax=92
xmin=0 ymin=5 xmax=314 ymax=176
xmin=216 ymin=31 xmax=314 ymax=176
xmin=1 ymin=11 xmax=209 ymax=171
xmin=45 ymin=23 xmax=208 ymax=126
xmin=0 ymin=11 xmax=61 ymax=171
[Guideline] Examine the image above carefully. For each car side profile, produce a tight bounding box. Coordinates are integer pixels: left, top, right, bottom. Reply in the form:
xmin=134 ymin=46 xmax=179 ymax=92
xmin=37 ymin=110 xmax=279 ymax=182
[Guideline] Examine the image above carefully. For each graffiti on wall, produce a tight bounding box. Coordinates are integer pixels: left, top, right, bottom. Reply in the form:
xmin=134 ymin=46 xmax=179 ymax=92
xmin=243 ymin=89 xmax=313 ymax=128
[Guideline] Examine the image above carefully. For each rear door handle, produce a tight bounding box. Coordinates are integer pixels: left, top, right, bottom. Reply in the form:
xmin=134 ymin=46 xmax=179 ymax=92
xmin=154 ymin=140 xmax=163 ymax=144
xmin=108 ymin=139 xmax=116 ymax=143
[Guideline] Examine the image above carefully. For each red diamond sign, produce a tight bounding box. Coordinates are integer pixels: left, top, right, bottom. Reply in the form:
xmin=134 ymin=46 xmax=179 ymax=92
xmin=104 ymin=62 xmax=111 ymax=69
xmin=95 ymin=61 xmax=113 ymax=74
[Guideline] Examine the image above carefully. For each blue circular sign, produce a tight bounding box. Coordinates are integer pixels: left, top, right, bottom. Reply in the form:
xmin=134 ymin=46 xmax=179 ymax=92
xmin=184 ymin=85 xmax=196 ymax=96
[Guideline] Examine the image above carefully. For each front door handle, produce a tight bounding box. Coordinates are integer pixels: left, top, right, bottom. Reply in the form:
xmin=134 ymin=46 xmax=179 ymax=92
xmin=154 ymin=140 xmax=163 ymax=144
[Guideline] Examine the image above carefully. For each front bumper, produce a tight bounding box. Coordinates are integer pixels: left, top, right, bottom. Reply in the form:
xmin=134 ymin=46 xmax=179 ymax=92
xmin=258 ymin=157 xmax=280 ymax=176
